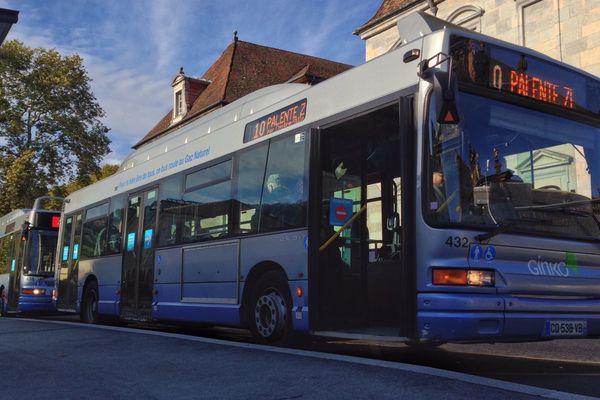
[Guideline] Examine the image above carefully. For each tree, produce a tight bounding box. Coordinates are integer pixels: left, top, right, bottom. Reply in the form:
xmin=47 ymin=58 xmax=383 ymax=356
xmin=0 ymin=40 xmax=110 ymax=214
xmin=58 ymin=163 xmax=120 ymax=197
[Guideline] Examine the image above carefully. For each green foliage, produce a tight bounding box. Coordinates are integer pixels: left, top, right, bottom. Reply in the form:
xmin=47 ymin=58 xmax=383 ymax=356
xmin=0 ymin=40 xmax=110 ymax=214
xmin=62 ymin=163 xmax=120 ymax=196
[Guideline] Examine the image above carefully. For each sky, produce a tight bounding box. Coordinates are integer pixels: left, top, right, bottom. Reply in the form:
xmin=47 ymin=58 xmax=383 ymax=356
xmin=1 ymin=0 xmax=380 ymax=165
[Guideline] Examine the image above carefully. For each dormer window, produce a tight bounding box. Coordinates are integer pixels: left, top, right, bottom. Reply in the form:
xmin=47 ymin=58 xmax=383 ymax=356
xmin=175 ymin=90 xmax=183 ymax=116
xmin=170 ymin=67 xmax=211 ymax=126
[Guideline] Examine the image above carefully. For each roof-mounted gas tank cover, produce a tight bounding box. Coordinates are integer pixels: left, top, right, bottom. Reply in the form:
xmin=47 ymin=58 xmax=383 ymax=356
xmin=396 ymin=11 xmax=461 ymax=45
xmin=32 ymin=196 xmax=65 ymax=212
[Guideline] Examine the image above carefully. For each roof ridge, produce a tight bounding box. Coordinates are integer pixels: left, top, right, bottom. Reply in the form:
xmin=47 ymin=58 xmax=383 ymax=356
xmin=235 ymin=40 xmax=353 ymax=67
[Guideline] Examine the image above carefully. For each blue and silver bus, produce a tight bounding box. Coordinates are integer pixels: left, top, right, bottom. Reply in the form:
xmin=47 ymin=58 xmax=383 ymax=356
xmin=55 ymin=12 xmax=600 ymax=343
xmin=0 ymin=197 xmax=61 ymax=315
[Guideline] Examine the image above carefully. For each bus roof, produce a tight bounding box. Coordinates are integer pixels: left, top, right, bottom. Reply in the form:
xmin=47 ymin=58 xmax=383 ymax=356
xmin=63 ymin=11 xmax=600 ymax=213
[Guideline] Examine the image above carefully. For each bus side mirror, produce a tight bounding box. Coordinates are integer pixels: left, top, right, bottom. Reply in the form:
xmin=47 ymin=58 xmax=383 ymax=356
xmin=20 ymin=222 xmax=31 ymax=241
xmin=432 ymin=70 xmax=460 ymax=125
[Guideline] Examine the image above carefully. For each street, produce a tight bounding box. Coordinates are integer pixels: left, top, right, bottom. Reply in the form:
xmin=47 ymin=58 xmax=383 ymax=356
xmin=30 ymin=314 xmax=600 ymax=398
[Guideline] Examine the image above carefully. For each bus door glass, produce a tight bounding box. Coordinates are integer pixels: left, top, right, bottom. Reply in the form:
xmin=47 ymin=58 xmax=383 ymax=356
xmin=121 ymin=188 xmax=157 ymax=319
xmin=315 ymin=103 xmax=404 ymax=335
xmin=6 ymin=234 xmax=21 ymax=310
xmin=57 ymin=213 xmax=82 ymax=311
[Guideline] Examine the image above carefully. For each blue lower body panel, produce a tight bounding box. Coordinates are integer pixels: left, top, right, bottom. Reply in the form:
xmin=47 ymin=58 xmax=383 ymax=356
xmin=18 ymin=294 xmax=54 ymax=313
xmin=153 ymin=302 xmax=240 ymax=325
xmin=417 ymin=293 xmax=600 ymax=342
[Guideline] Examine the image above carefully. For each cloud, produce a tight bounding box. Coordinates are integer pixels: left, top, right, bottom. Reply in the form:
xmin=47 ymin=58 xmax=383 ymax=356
xmin=2 ymin=0 xmax=375 ymax=165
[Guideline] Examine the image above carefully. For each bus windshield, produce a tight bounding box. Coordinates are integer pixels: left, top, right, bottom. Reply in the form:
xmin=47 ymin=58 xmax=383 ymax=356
xmin=27 ymin=230 xmax=57 ymax=276
xmin=426 ymin=91 xmax=600 ymax=239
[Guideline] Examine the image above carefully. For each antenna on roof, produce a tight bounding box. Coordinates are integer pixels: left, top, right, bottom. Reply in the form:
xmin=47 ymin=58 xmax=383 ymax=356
xmin=233 ymin=31 xmax=238 ymax=43
xmin=426 ymin=0 xmax=438 ymax=16
xmin=179 ymin=66 xmax=184 ymax=75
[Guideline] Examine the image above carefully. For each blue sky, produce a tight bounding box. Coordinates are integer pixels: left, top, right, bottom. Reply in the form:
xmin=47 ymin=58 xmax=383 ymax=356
xmin=1 ymin=0 xmax=380 ymax=165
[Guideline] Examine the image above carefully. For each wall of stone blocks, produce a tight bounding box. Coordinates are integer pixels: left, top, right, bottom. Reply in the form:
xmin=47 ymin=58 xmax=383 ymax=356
xmin=361 ymin=0 xmax=600 ymax=77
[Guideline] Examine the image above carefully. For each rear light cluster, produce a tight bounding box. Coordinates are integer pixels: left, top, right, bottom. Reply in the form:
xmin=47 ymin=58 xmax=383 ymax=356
xmin=432 ymin=268 xmax=495 ymax=287
xmin=21 ymin=288 xmax=46 ymax=296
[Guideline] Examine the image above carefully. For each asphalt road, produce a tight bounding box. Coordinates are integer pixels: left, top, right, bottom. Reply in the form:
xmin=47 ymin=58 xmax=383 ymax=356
xmin=0 ymin=318 xmax=550 ymax=400
xmin=29 ymin=314 xmax=600 ymax=398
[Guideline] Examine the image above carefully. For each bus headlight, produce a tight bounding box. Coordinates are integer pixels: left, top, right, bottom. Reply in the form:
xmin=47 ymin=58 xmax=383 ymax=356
xmin=433 ymin=268 xmax=494 ymax=287
xmin=21 ymin=288 xmax=46 ymax=296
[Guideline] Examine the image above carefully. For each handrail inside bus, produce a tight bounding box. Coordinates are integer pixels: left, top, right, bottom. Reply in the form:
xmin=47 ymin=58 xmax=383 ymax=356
xmin=319 ymin=205 xmax=367 ymax=252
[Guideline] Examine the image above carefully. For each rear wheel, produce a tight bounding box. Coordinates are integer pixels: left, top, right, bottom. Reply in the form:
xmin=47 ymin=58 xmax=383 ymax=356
xmin=248 ymin=271 xmax=292 ymax=343
xmin=81 ymin=281 xmax=99 ymax=324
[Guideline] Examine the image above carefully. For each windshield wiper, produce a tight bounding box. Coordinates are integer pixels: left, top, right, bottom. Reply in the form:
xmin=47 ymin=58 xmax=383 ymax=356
xmin=515 ymin=198 xmax=600 ymax=212
xmin=475 ymin=217 xmax=549 ymax=242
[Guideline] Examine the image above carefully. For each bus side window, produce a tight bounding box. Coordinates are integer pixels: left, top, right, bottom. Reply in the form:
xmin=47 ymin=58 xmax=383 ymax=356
xmin=81 ymin=203 xmax=109 ymax=259
xmin=107 ymin=195 xmax=126 ymax=254
xmin=258 ymin=134 xmax=307 ymax=232
xmin=181 ymin=160 xmax=232 ymax=243
xmin=234 ymin=142 xmax=269 ymax=235
xmin=157 ymin=175 xmax=182 ymax=247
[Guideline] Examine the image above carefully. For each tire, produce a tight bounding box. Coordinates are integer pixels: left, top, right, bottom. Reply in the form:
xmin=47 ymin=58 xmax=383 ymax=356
xmin=248 ymin=271 xmax=292 ymax=343
xmin=81 ymin=281 xmax=99 ymax=324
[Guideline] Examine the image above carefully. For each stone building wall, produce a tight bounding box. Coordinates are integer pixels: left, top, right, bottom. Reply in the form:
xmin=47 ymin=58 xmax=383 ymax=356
xmin=358 ymin=0 xmax=600 ymax=77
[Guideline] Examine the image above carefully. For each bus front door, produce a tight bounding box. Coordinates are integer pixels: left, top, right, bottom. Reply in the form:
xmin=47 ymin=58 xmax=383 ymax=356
xmin=314 ymin=103 xmax=411 ymax=337
xmin=6 ymin=236 xmax=22 ymax=312
xmin=120 ymin=188 xmax=157 ymax=321
xmin=56 ymin=213 xmax=82 ymax=312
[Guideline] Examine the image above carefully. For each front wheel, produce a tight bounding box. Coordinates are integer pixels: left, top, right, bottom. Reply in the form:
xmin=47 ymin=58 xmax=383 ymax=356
xmin=81 ymin=282 xmax=99 ymax=324
xmin=248 ymin=271 xmax=292 ymax=343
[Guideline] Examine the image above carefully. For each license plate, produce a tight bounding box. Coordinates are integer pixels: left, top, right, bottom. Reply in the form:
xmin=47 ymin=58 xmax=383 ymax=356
xmin=544 ymin=320 xmax=587 ymax=337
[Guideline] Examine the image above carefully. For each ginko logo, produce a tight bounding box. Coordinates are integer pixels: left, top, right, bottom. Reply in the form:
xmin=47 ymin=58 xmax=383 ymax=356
xmin=527 ymin=251 xmax=577 ymax=277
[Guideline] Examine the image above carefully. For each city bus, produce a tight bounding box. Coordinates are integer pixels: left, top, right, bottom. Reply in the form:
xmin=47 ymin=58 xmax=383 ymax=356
xmin=54 ymin=11 xmax=600 ymax=343
xmin=0 ymin=197 xmax=62 ymax=315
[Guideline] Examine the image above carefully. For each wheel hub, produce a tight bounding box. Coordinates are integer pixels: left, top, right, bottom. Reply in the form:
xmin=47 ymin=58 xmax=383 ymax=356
xmin=254 ymin=292 xmax=287 ymax=338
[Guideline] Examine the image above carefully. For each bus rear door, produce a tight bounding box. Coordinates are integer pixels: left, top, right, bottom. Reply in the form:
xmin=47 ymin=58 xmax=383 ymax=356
xmin=56 ymin=213 xmax=82 ymax=311
xmin=120 ymin=188 xmax=157 ymax=320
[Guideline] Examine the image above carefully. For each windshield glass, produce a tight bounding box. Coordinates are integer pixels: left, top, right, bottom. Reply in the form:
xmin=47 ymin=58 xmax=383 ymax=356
xmin=27 ymin=230 xmax=58 ymax=276
xmin=426 ymin=92 xmax=600 ymax=240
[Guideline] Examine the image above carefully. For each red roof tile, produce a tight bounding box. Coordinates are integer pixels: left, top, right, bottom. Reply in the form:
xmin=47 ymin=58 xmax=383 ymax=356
xmin=135 ymin=40 xmax=352 ymax=149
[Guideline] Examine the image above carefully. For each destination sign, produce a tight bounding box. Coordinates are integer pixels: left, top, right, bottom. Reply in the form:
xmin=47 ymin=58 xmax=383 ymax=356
xmin=451 ymin=35 xmax=600 ymax=118
xmin=244 ymin=99 xmax=307 ymax=143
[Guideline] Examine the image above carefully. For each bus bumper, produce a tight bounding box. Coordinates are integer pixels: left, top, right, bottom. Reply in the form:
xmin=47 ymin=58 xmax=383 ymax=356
xmin=417 ymin=293 xmax=600 ymax=342
xmin=18 ymin=295 xmax=55 ymax=313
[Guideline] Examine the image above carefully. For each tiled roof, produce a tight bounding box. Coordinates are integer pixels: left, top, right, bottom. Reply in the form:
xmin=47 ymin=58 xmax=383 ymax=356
xmin=354 ymin=0 xmax=424 ymax=35
xmin=135 ymin=40 xmax=352 ymax=149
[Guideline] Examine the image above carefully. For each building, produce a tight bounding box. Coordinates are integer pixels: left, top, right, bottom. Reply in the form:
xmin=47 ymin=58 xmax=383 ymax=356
xmin=0 ymin=8 xmax=18 ymax=44
xmin=354 ymin=0 xmax=600 ymax=77
xmin=136 ymin=35 xmax=352 ymax=149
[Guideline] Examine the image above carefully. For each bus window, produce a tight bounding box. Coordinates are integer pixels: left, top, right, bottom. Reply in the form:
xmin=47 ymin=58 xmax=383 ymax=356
xmin=157 ymin=175 xmax=183 ymax=247
xmin=258 ymin=134 xmax=307 ymax=232
xmin=107 ymin=195 xmax=126 ymax=254
xmin=81 ymin=203 xmax=109 ymax=259
xmin=182 ymin=160 xmax=232 ymax=242
xmin=27 ymin=230 xmax=57 ymax=275
xmin=0 ymin=235 xmax=11 ymax=275
xmin=234 ymin=142 xmax=269 ymax=235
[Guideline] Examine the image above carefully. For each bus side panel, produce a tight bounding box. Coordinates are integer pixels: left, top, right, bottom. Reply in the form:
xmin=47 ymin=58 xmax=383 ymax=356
xmin=152 ymin=246 xmax=240 ymax=325
xmin=78 ymin=257 xmax=121 ymax=316
xmin=181 ymin=241 xmax=239 ymax=303
xmin=239 ymin=230 xmax=309 ymax=331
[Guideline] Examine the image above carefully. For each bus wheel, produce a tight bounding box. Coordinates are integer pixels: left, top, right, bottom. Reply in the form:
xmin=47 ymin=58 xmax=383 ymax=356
xmin=81 ymin=282 xmax=99 ymax=324
xmin=249 ymin=271 xmax=291 ymax=343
